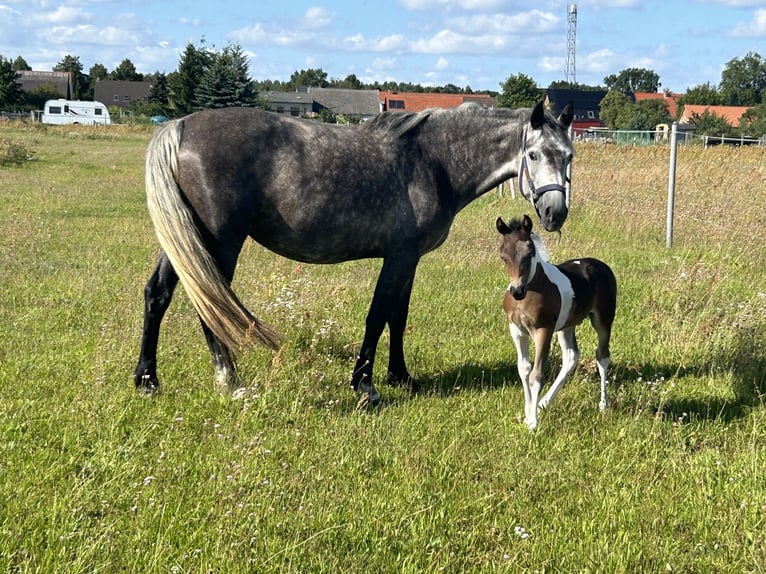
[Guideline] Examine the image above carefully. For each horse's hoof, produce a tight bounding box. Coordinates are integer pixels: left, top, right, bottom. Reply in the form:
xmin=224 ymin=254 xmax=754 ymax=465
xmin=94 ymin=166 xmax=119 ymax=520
xmin=134 ymin=372 xmax=160 ymax=395
xmin=386 ymin=371 xmax=419 ymax=395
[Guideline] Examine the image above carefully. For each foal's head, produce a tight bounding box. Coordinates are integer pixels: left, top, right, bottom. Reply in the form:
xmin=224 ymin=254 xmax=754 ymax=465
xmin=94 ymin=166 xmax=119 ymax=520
xmin=496 ymin=214 xmax=545 ymax=301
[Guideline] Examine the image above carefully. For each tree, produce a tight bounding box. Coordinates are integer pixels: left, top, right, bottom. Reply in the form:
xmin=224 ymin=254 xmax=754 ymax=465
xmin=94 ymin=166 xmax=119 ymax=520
xmin=196 ymin=44 xmax=256 ymax=109
xmin=678 ymin=82 xmax=722 ymax=106
xmin=0 ymin=55 xmax=24 ymax=108
xmin=603 ymin=68 xmax=660 ymax=94
xmin=12 ymin=56 xmax=30 ymax=71
xmin=548 ymin=80 xmax=606 ymax=91
xmin=739 ymin=104 xmax=766 ymax=138
xmin=719 ymin=51 xmax=766 ymax=106
xmin=330 ymin=74 xmax=363 ymax=90
xmin=497 ymin=73 xmax=542 ymax=108
xmin=692 ymin=109 xmax=736 ymax=138
xmin=111 ymin=58 xmax=143 ymax=81
xmin=148 ymin=72 xmax=170 ymax=109
xmin=169 ymin=42 xmax=213 ymax=116
xmin=289 ymin=68 xmax=328 ymax=89
xmin=599 ymin=90 xmax=632 ymax=129
xmin=54 ymin=54 xmax=85 ymax=99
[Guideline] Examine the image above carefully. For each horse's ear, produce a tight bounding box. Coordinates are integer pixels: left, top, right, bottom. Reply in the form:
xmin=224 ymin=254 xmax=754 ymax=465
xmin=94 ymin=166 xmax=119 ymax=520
xmin=496 ymin=217 xmax=510 ymax=235
xmin=522 ymin=214 xmax=533 ymax=233
xmin=558 ymin=102 xmax=574 ymax=128
xmin=530 ymin=100 xmax=546 ymax=129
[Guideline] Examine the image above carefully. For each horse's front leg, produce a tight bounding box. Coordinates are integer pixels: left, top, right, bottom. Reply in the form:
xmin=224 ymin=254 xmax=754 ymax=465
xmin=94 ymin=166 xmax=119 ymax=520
xmin=351 ymin=251 xmax=420 ymax=406
xmin=509 ymin=323 xmax=533 ymax=426
xmin=526 ymin=328 xmax=553 ymax=430
xmin=134 ymin=252 xmax=178 ymax=394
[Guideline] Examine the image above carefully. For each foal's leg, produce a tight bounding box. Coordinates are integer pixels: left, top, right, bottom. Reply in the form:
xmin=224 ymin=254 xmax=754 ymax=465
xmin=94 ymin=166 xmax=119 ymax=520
xmin=134 ymin=252 xmax=178 ymax=393
xmin=538 ymin=328 xmax=579 ymax=410
xmin=526 ymin=328 xmax=553 ymax=430
xmin=509 ymin=323 xmax=534 ymax=428
xmin=590 ymin=311 xmax=612 ymax=411
xmin=351 ymin=251 xmax=420 ymax=406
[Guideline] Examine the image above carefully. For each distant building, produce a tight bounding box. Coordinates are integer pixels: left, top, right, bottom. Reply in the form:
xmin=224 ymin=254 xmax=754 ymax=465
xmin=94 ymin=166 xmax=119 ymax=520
xmin=94 ymin=79 xmax=152 ymax=108
xmin=634 ymin=91 xmax=683 ymax=119
xmin=18 ymin=70 xmax=72 ymax=99
xmin=678 ymin=104 xmax=750 ymax=128
xmin=379 ymin=91 xmax=495 ymax=112
xmin=545 ymin=88 xmax=608 ymax=130
xmin=262 ymin=88 xmax=381 ymax=120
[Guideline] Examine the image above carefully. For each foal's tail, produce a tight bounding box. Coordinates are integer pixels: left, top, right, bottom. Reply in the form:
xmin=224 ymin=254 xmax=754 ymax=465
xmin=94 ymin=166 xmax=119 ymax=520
xmin=145 ymin=119 xmax=283 ymax=353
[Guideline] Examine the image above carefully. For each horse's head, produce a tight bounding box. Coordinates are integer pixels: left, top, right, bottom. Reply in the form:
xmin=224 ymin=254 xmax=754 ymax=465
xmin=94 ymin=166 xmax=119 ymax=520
xmin=497 ymin=214 xmax=538 ymax=301
xmin=518 ymin=101 xmax=574 ymax=232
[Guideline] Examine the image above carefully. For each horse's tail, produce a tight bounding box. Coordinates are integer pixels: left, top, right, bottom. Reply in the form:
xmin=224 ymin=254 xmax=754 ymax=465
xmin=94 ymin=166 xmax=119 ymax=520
xmin=145 ymin=119 xmax=283 ymax=353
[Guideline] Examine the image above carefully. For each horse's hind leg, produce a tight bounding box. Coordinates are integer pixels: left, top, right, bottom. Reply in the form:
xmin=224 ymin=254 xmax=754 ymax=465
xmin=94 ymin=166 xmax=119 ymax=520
xmin=590 ymin=310 xmax=613 ymax=410
xmin=134 ymin=252 xmax=178 ymax=394
xmin=385 ymin=260 xmax=418 ymax=392
xmin=539 ymin=328 xmax=579 ymax=410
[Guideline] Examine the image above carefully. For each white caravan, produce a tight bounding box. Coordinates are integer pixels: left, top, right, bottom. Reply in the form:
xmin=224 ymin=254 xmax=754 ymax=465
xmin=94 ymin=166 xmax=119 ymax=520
xmin=42 ymin=99 xmax=111 ymax=125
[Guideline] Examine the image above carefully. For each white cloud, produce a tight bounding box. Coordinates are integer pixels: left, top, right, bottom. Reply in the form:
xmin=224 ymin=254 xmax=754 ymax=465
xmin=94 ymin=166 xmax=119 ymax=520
xmin=400 ymin=0 xmax=506 ymax=10
xmin=411 ymin=29 xmax=510 ymax=54
xmin=302 ymin=7 xmax=334 ymax=29
xmin=342 ymin=33 xmax=405 ymax=52
xmin=729 ymin=9 xmax=766 ymax=36
xmin=435 ymin=56 xmax=449 ymax=70
xmin=449 ymin=10 xmax=559 ymax=35
xmin=580 ymin=48 xmax=616 ymax=74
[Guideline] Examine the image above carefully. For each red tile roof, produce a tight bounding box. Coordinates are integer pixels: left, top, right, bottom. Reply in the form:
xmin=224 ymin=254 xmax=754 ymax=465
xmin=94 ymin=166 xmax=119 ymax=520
xmin=679 ymin=105 xmax=750 ymax=127
xmin=379 ymin=91 xmax=495 ymax=112
xmin=634 ymin=92 xmax=683 ymax=119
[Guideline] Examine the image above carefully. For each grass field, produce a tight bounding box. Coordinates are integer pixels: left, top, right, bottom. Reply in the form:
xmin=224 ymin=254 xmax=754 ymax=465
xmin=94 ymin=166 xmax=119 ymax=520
xmin=1 ymin=122 xmax=765 ymax=573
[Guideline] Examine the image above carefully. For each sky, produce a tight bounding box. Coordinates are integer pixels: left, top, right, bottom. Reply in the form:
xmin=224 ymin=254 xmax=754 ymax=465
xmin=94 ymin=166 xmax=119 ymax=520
xmin=1 ymin=0 xmax=766 ymax=93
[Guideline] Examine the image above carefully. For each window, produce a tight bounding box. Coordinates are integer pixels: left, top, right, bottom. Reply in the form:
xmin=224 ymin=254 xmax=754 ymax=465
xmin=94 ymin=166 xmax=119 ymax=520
xmin=123 ymin=95 xmax=131 ymax=101
xmin=113 ymin=95 xmax=119 ymax=102
xmin=276 ymin=106 xmax=284 ymax=114
xmin=389 ymin=100 xmax=405 ymax=110
xmin=290 ymin=106 xmax=300 ymax=116
xmin=587 ymin=110 xmax=595 ymax=119
xmin=49 ymin=106 xmax=62 ymax=114
xmin=95 ymin=108 xmax=103 ymax=116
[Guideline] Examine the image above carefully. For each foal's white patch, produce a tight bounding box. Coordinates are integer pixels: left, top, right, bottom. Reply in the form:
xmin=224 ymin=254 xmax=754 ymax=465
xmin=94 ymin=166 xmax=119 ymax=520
xmin=540 ymin=262 xmax=574 ymax=331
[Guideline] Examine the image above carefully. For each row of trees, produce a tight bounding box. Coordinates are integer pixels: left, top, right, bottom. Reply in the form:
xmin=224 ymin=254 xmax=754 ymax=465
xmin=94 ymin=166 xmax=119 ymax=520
xmin=2 ymin=43 xmax=766 ymax=136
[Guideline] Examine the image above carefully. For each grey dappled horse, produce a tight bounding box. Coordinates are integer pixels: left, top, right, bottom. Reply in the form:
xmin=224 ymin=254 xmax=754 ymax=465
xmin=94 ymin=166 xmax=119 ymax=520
xmin=135 ymin=101 xmax=574 ymax=405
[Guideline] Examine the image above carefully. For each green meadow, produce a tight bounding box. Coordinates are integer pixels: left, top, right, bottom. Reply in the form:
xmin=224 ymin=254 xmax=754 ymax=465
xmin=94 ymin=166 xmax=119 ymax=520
xmin=1 ymin=123 xmax=764 ymax=572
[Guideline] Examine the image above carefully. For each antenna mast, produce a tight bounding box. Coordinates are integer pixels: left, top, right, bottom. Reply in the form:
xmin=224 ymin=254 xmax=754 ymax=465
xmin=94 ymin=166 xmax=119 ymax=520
xmin=566 ymin=4 xmax=577 ymax=84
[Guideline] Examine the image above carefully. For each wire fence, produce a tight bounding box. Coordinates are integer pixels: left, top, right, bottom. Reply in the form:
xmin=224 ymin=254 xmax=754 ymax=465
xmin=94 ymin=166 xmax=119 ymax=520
xmin=572 ymin=126 xmax=766 ymax=148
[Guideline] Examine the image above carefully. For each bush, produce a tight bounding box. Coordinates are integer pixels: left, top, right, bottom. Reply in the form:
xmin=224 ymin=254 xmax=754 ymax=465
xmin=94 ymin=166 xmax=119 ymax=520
xmin=0 ymin=137 xmax=33 ymax=166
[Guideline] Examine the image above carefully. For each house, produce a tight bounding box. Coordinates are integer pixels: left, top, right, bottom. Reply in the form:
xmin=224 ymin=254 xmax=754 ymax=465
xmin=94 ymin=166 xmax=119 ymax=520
xmin=260 ymin=91 xmax=316 ymax=116
xmin=544 ymin=89 xmax=608 ymax=130
xmin=678 ymin=105 xmax=750 ymax=128
xmin=379 ymin=91 xmax=495 ymax=112
xmin=261 ymin=88 xmax=381 ymax=120
xmin=308 ymin=88 xmax=381 ymax=119
xmin=93 ymin=79 xmax=152 ymax=108
xmin=18 ymin=70 xmax=72 ymax=99
xmin=634 ymin=91 xmax=683 ymax=119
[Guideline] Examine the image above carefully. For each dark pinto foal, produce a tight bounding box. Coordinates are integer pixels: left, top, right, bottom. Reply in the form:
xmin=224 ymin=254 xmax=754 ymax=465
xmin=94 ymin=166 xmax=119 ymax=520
xmin=496 ymin=214 xmax=617 ymax=430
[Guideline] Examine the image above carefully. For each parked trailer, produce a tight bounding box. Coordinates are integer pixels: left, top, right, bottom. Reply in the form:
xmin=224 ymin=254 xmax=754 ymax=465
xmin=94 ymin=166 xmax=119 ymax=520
xmin=42 ymin=99 xmax=111 ymax=125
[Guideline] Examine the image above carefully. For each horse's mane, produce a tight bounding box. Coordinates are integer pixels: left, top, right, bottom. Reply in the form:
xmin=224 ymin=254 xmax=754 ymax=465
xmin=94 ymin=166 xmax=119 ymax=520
xmin=363 ymin=109 xmax=433 ymax=138
xmin=362 ymin=103 xmax=532 ymax=139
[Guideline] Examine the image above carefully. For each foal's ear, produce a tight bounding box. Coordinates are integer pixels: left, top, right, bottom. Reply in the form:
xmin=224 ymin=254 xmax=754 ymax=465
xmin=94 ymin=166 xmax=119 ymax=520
xmin=558 ymin=102 xmax=574 ymax=129
xmin=522 ymin=214 xmax=533 ymax=233
xmin=530 ymin=100 xmax=546 ymax=129
xmin=496 ymin=217 xmax=510 ymax=235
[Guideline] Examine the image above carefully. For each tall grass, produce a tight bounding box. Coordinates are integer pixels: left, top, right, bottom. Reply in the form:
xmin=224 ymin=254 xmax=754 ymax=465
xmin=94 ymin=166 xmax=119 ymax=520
xmin=1 ymin=124 xmax=764 ymax=572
